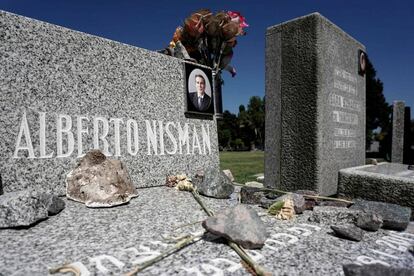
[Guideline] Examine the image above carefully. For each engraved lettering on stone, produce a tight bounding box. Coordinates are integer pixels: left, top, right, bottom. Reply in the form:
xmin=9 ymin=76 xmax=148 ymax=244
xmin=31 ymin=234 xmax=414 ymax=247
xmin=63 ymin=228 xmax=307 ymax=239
xmin=369 ymin=249 xmax=400 ymax=260
xmin=332 ymin=111 xmax=358 ymax=125
xmin=298 ymin=223 xmax=321 ymax=231
xmin=165 ymin=122 xmax=178 ymax=155
xmin=334 ymin=140 xmax=356 ymax=149
xmin=355 ymin=256 xmax=390 ymax=267
xmin=93 ymin=117 xmax=111 ymax=156
xmin=13 ymin=111 xmax=35 ymax=158
xmin=287 ymin=227 xmax=313 ymax=236
xmin=110 ymin=118 xmax=124 ymax=157
xmin=200 ymin=264 xmax=224 ymax=275
xmin=57 ymin=114 xmax=75 ymax=157
xmin=39 ymin=112 xmax=53 ymax=158
xmin=126 ymin=119 xmax=139 ymax=155
xmin=77 ymin=116 xmax=89 ymax=157
xmin=192 ymin=125 xmax=202 ymax=155
xmin=89 ymin=255 xmax=125 ymax=274
xmin=177 ymin=122 xmax=190 ymax=155
xmin=334 ymin=128 xmax=356 ymax=138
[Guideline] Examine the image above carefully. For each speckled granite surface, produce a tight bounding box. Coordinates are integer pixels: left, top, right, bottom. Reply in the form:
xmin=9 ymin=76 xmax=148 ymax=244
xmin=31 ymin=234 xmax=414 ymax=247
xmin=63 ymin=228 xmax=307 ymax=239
xmin=0 ymin=10 xmax=219 ymax=195
xmin=1 ymin=187 xmax=413 ymax=276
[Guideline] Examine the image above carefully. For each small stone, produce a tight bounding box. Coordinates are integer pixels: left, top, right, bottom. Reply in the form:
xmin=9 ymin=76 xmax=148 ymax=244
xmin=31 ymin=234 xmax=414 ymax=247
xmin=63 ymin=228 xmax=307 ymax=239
xmin=222 ymin=170 xmax=235 ymax=182
xmin=193 ymin=169 xmax=234 ymax=199
xmin=245 ymin=181 xmax=264 ymax=188
xmin=356 ymin=212 xmax=383 ymax=231
xmin=256 ymin=175 xmax=264 ymax=183
xmin=0 ymin=190 xmax=64 ymax=228
xmin=40 ymin=194 xmax=65 ymax=215
xmin=408 ymin=245 xmax=414 ymax=256
xmin=350 ymin=199 xmax=411 ymax=231
xmin=343 ymin=263 xmax=414 ymax=276
xmin=275 ymin=193 xmax=306 ymax=214
xmin=331 ymin=225 xmax=364 ymax=242
xmin=240 ymin=186 xmax=265 ymax=204
xmin=317 ymin=201 xmax=352 ymax=208
xmin=202 ymin=205 xmax=268 ymax=249
xmin=309 ymin=206 xmax=361 ymax=225
xmin=408 ymin=165 xmax=414 ymax=170
xmin=295 ymin=190 xmax=318 ymax=210
xmin=66 ymin=150 xmax=138 ymax=207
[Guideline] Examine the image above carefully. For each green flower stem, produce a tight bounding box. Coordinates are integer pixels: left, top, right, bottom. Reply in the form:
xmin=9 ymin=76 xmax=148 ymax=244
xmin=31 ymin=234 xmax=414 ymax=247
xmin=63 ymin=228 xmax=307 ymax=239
xmin=125 ymin=232 xmax=204 ymax=276
xmin=231 ymin=183 xmax=354 ymax=204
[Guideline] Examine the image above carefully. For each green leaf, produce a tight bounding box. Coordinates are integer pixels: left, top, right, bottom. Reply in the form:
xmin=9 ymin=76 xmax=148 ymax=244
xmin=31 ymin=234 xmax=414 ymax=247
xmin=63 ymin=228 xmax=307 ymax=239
xmin=268 ymin=200 xmax=284 ymax=215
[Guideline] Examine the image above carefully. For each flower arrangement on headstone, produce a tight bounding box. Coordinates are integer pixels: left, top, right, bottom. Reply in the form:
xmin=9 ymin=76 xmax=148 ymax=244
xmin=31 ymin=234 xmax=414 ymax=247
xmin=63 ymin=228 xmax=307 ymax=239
xmin=159 ymin=9 xmax=249 ymax=117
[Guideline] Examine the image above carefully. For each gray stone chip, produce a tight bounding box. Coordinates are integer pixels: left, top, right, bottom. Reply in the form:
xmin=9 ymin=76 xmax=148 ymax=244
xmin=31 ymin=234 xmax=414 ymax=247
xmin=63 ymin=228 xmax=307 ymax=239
xmin=202 ymin=205 xmax=268 ymax=249
xmin=193 ymin=169 xmax=234 ymax=199
xmin=350 ymin=199 xmax=411 ymax=231
xmin=0 ymin=190 xmax=64 ymax=228
xmin=331 ymin=225 xmax=364 ymax=242
xmin=355 ymin=212 xmax=383 ymax=231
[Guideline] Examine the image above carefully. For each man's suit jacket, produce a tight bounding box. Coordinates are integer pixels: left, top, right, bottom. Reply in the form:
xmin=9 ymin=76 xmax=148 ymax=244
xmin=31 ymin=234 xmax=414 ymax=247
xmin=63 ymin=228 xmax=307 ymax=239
xmin=189 ymin=92 xmax=211 ymax=112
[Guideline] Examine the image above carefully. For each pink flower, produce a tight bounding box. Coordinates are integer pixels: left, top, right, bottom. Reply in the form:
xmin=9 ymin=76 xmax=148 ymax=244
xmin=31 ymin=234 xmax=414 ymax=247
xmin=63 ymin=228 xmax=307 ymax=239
xmin=227 ymin=11 xmax=249 ymax=28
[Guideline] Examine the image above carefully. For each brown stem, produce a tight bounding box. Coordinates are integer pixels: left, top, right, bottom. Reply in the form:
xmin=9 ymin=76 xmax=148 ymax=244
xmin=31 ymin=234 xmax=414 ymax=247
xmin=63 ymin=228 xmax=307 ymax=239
xmin=125 ymin=232 xmax=204 ymax=276
xmin=231 ymin=183 xmax=354 ymax=204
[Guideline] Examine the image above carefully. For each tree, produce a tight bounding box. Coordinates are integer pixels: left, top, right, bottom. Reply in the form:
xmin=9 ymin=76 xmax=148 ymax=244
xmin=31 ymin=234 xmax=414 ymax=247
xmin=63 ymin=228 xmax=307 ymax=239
xmin=365 ymin=54 xmax=391 ymax=156
xmin=247 ymin=96 xmax=265 ymax=149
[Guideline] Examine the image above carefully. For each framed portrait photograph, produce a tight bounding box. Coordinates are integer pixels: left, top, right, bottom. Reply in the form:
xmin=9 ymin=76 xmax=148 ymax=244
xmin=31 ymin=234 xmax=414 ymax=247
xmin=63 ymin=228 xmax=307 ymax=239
xmin=185 ymin=63 xmax=214 ymax=115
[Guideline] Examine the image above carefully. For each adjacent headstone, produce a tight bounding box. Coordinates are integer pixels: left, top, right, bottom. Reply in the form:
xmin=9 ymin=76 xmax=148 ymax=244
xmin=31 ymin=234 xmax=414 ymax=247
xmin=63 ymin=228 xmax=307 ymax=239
xmin=338 ymin=163 xmax=414 ymax=209
xmin=0 ymin=10 xmax=219 ymax=195
xmin=265 ymin=13 xmax=366 ymax=196
xmin=391 ymin=101 xmax=406 ymax=163
xmin=403 ymin=107 xmax=413 ymax=164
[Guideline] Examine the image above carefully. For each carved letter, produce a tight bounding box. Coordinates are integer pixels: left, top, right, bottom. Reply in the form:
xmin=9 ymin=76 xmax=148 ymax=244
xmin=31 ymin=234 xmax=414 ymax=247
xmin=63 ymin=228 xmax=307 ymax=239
xmin=13 ymin=111 xmax=35 ymax=158
xmin=57 ymin=114 xmax=74 ymax=158
xmin=177 ymin=122 xmax=190 ymax=154
xmin=77 ymin=116 xmax=89 ymax=157
xmin=192 ymin=125 xmax=202 ymax=154
xmin=201 ymin=124 xmax=211 ymax=155
xmin=145 ymin=120 xmax=158 ymax=155
xmin=39 ymin=112 xmax=53 ymax=158
xmin=126 ymin=119 xmax=139 ymax=156
xmin=165 ymin=122 xmax=177 ymax=155
xmin=89 ymin=255 xmax=124 ymax=274
xmin=110 ymin=118 xmax=124 ymax=157
xmin=158 ymin=121 xmax=165 ymax=155
xmin=93 ymin=117 xmax=111 ymax=156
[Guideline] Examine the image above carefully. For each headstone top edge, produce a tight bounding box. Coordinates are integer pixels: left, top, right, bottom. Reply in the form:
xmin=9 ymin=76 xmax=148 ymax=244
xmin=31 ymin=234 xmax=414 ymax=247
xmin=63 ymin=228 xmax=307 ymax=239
xmin=393 ymin=100 xmax=406 ymax=105
xmin=266 ymin=12 xmax=365 ymax=49
xmin=0 ymin=9 xmax=185 ymax=65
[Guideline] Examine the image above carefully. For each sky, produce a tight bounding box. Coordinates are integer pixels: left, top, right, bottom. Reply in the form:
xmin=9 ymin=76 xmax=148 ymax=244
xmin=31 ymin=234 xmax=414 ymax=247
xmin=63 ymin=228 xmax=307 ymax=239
xmin=1 ymin=0 xmax=414 ymax=114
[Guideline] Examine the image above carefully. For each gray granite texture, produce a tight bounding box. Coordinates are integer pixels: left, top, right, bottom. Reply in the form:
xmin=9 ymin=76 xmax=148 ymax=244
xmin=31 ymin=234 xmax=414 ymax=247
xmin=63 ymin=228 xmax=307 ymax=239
xmin=1 ymin=186 xmax=414 ymax=275
xmin=0 ymin=190 xmax=64 ymax=228
xmin=331 ymin=225 xmax=364 ymax=242
xmin=265 ymin=13 xmax=366 ymax=196
xmin=343 ymin=263 xmax=414 ymax=276
xmin=309 ymin=206 xmax=362 ymax=225
xmin=0 ymin=10 xmax=219 ymax=195
xmin=392 ymin=101 xmax=406 ymax=163
xmin=202 ymin=205 xmax=268 ymax=249
xmin=350 ymin=199 xmax=412 ymax=231
xmin=193 ymin=169 xmax=234 ymax=199
xmin=338 ymin=163 xmax=414 ymax=209
xmin=403 ymin=107 xmax=413 ymax=164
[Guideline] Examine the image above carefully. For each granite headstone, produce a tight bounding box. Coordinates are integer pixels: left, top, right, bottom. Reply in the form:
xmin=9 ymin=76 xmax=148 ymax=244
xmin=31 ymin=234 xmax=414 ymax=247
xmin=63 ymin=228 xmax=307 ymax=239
xmin=265 ymin=13 xmax=366 ymax=195
xmin=403 ymin=106 xmax=413 ymax=164
xmin=338 ymin=163 xmax=414 ymax=209
xmin=0 ymin=10 xmax=219 ymax=195
xmin=391 ymin=101 xmax=406 ymax=163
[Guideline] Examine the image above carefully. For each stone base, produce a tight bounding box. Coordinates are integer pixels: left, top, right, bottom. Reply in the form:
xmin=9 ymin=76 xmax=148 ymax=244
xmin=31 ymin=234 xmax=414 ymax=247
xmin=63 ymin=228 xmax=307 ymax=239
xmin=1 ymin=187 xmax=413 ymax=275
xmin=338 ymin=163 xmax=414 ymax=209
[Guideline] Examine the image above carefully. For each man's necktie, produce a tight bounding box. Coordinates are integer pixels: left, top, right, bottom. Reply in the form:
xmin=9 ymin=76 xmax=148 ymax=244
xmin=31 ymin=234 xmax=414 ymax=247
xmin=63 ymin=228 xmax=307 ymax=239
xmin=198 ymin=97 xmax=202 ymax=109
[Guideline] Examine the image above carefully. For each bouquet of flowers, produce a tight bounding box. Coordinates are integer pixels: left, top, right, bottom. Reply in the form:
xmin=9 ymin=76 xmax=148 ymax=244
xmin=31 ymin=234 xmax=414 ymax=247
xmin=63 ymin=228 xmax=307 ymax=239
xmin=160 ymin=9 xmax=248 ymax=78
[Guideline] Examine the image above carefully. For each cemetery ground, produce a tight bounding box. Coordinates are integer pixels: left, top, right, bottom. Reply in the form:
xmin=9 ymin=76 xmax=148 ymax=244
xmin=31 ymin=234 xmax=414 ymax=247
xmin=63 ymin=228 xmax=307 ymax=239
xmin=219 ymin=151 xmax=264 ymax=183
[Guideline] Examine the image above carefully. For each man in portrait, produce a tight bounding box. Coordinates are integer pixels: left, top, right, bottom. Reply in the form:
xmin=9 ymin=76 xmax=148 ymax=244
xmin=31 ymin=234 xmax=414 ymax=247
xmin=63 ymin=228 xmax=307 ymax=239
xmin=189 ymin=74 xmax=211 ymax=112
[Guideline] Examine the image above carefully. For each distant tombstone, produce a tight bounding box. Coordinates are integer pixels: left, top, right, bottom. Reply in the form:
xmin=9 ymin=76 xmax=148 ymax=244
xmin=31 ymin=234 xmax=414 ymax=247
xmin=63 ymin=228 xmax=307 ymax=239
xmin=265 ymin=13 xmax=366 ymax=196
xmin=403 ymin=107 xmax=413 ymax=164
xmin=0 ymin=10 xmax=220 ymax=195
xmin=391 ymin=101 xmax=405 ymax=163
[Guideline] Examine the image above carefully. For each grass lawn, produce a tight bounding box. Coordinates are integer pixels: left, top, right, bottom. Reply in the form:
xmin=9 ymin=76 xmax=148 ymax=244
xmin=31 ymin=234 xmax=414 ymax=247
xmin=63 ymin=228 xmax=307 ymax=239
xmin=219 ymin=151 xmax=264 ymax=184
